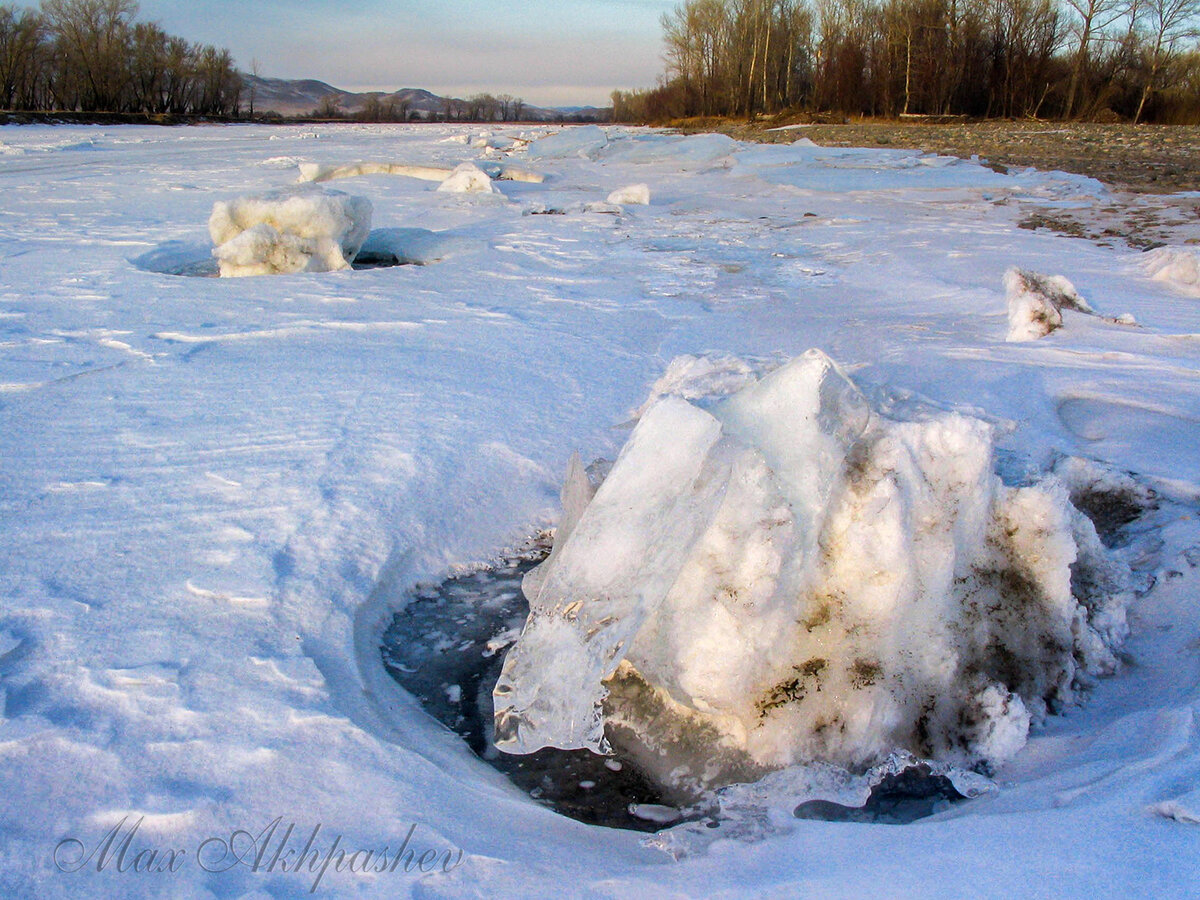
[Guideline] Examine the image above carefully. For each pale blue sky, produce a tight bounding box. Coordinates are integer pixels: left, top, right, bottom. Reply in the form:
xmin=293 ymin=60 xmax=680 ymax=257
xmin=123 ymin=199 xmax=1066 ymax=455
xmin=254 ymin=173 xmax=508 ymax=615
xmin=137 ymin=0 xmax=676 ymax=107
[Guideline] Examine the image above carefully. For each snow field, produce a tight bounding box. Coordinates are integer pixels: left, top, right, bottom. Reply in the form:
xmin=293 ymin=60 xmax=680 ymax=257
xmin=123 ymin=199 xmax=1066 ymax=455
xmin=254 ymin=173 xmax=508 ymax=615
xmin=0 ymin=122 xmax=1197 ymax=897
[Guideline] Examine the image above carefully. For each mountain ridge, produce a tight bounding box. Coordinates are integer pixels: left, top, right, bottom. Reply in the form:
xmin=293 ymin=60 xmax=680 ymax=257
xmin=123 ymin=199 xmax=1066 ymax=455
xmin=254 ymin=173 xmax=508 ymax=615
xmin=242 ymin=75 xmax=610 ymax=122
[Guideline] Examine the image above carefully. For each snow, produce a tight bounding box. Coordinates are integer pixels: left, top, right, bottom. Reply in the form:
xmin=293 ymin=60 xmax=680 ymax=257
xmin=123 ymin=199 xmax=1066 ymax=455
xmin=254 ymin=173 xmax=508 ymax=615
xmin=1141 ymin=246 xmax=1200 ymax=296
xmin=1 ymin=122 xmax=1199 ymax=898
xmin=435 ymin=162 xmax=496 ymax=194
xmin=496 ymin=351 xmax=1132 ymax=794
xmin=486 ymin=165 xmax=544 ymax=184
xmin=606 ymin=183 xmax=650 ymax=206
xmin=525 ymin=124 xmax=609 ymax=160
xmin=297 ymin=161 xmax=454 ymax=183
xmin=602 ymin=133 xmax=738 ymax=167
xmin=208 ymin=186 xmax=372 ymax=276
xmin=296 ymin=160 xmax=543 ymax=187
xmin=355 ymin=226 xmax=482 ymax=266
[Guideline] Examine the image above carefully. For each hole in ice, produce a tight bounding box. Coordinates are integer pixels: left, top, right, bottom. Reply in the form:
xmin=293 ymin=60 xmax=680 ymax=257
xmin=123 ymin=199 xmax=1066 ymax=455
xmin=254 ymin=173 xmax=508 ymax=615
xmin=1054 ymin=456 xmax=1160 ymax=548
xmin=347 ymin=255 xmax=412 ymax=271
xmin=379 ymin=538 xmax=677 ymax=833
xmin=130 ymin=236 xmax=418 ymax=277
xmin=131 ymin=241 xmax=219 ymax=277
xmin=792 ymin=764 xmax=969 ymax=824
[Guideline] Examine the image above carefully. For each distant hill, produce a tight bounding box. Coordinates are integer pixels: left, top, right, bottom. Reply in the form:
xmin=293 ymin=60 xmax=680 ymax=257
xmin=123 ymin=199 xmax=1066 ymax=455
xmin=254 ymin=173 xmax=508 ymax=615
xmin=242 ymin=75 xmax=610 ymax=122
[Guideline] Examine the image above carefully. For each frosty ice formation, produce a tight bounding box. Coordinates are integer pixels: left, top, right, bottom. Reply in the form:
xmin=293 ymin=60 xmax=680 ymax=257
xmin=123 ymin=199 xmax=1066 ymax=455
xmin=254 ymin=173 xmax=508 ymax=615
xmin=209 ymin=186 xmax=372 ymax=277
xmin=1004 ymin=267 xmax=1136 ymax=340
xmin=494 ymin=349 xmax=1132 ymax=798
xmin=1004 ymin=267 xmax=1093 ymax=341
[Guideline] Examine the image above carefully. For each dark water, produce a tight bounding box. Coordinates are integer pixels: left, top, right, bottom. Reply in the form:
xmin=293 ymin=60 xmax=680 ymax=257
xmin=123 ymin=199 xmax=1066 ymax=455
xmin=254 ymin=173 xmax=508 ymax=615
xmin=379 ymin=543 xmax=676 ymax=832
xmin=793 ymin=765 xmax=969 ymax=825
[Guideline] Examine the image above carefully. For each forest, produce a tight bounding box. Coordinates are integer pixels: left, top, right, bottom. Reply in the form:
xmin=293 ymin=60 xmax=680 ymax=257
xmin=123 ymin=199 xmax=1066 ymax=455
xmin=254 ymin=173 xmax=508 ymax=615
xmin=612 ymin=0 xmax=1200 ymax=123
xmin=0 ymin=0 xmax=241 ymax=116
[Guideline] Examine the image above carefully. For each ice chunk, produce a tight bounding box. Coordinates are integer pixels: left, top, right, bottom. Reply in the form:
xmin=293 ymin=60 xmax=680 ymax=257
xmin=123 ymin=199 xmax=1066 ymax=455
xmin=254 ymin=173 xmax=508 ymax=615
xmin=1141 ymin=247 xmax=1200 ymax=297
xmin=1005 ymin=267 xmax=1092 ymax=341
xmin=209 ymin=186 xmax=371 ymax=277
xmin=525 ymin=125 xmax=608 ymax=161
xmin=606 ymin=184 xmax=650 ymax=206
xmin=436 ymin=163 xmax=495 ymax=194
xmin=520 ymin=452 xmax=596 ymax=604
xmin=493 ymin=397 xmax=729 ymax=753
xmin=495 ymin=351 xmax=1133 ymax=794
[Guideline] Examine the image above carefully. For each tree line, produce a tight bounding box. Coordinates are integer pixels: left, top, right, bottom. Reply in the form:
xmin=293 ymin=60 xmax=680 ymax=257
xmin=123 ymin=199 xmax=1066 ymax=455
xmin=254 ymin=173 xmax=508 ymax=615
xmin=308 ymin=91 xmax=608 ymax=124
xmin=310 ymin=91 xmax=532 ymax=122
xmin=0 ymin=0 xmax=241 ymax=115
xmin=612 ymin=0 xmax=1200 ymax=123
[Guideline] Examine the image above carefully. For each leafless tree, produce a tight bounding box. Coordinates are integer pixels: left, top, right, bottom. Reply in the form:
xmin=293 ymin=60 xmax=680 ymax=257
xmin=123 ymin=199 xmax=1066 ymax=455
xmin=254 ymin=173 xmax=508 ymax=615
xmin=1133 ymin=0 xmax=1200 ymax=120
xmin=0 ymin=4 xmax=44 ymax=108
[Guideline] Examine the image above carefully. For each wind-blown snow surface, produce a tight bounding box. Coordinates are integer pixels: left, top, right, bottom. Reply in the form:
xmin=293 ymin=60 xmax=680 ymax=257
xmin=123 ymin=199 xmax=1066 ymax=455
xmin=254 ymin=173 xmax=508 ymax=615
xmin=1 ymin=123 xmax=1199 ymax=898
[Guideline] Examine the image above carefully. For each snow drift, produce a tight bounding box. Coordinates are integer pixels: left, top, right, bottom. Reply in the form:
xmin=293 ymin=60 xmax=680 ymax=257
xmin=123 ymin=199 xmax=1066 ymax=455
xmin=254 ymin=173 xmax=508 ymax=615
xmin=525 ymin=125 xmax=609 ymax=161
xmin=209 ymin=186 xmax=372 ymax=277
xmin=607 ymin=183 xmax=651 ymax=206
xmin=297 ymin=161 xmax=454 ymax=183
xmin=494 ymin=350 xmax=1132 ymax=797
xmin=1141 ymin=247 xmax=1200 ymax=297
xmin=436 ymin=162 xmax=496 ymax=194
xmin=355 ymin=227 xmax=481 ymax=266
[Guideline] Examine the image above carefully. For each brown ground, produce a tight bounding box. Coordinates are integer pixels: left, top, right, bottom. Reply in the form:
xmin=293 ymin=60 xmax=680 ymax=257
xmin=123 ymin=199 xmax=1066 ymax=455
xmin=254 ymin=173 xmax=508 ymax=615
xmin=672 ymin=118 xmax=1200 ymax=249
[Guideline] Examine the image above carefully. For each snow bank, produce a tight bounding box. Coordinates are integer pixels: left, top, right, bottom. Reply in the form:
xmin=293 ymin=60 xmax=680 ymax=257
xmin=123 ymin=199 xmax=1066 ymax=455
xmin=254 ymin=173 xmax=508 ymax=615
xmin=606 ymin=183 xmax=650 ymax=206
xmin=1141 ymin=247 xmax=1200 ymax=297
xmin=602 ymin=133 xmax=737 ymax=166
xmin=495 ymin=351 xmax=1131 ymax=796
xmin=297 ymin=161 xmax=453 ymax=183
xmin=1005 ymin=267 xmax=1092 ymax=341
xmin=525 ymin=125 xmax=609 ymax=161
xmin=436 ymin=162 xmax=496 ymax=194
xmin=497 ymin=167 xmax=544 ymax=184
xmin=476 ymin=162 xmax=544 ymax=183
xmin=355 ymin=227 xmax=481 ymax=266
xmin=734 ymin=141 xmax=1076 ymax=194
xmin=209 ymin=186 xmax=371 ymax=277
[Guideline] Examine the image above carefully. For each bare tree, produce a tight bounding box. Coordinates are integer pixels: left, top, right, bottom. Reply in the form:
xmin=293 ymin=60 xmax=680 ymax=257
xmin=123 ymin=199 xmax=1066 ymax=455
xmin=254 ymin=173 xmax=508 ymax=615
xmin=0 ymin=4 xmax=45 ymax=109
xmin=41 ymin=0 xmax=137 ymax=109
xmin=313 ymin=92 xmax=342 ymax=119
xmin=248 ymin=55 xmax=258 ymax=117
xmin=1063 ymin=0 xmax=1129 ymax=116
xmin=1133 ymin=0 xmax=1200 ymax=121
